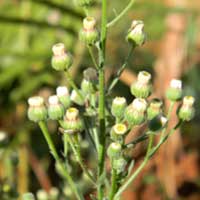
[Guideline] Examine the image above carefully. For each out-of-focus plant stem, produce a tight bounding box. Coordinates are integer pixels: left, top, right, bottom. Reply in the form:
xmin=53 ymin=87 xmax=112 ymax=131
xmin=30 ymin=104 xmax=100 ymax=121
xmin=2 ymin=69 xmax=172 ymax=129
xmin=107 ymin=0 xmax=135 ymax=28
xmin=97 ymin=0 xmax=107 ymax=199
xmin=38 ymin=121 xmax=84 ymax=200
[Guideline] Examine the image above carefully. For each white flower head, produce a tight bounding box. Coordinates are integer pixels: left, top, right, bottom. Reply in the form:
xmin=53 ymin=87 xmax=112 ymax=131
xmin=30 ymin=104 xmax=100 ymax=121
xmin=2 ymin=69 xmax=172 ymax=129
xmin=28 ymin=96 xmax=44 ymax=107
xmin=113 ymin=97 xmax=126 ymax=106
xmin=170 ymin=79 xmax=182 ymax=89
xmin=138 ymin=71 xmax=151 ymax=85
xmin=110 ymin=142 xmax=121 ymax=150
xmin=160 ymin=116 xmax=168 ymax=126
xmin=83 ymin=17 xmax=96 ymax=30
xmin=66 ymin=107 xmax=79 ymax=121
xmin=48 ymin=95 xmax=59 ymax=105
xmin=183 ymin=96 xmax=195 ymax=107
xmin=113 ymin=123 xmax=127 ymax=135
xmin=0 ymin=131 xmax=7 ymax=142
xmin=52 ymin=43 xmax=65 ymax=56
xmin=56 ymin=86 xmax=69 ymax=97
xmin=132 ymin=98 xmax=147 ymax=112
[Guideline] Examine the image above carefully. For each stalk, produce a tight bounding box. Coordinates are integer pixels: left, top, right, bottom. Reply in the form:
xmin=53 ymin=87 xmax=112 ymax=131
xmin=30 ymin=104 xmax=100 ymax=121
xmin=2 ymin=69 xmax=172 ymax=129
xmin=38 ymin=121 xmax=84 ymax=200
xmin=97 ymin=0 xmax=107 ymax=199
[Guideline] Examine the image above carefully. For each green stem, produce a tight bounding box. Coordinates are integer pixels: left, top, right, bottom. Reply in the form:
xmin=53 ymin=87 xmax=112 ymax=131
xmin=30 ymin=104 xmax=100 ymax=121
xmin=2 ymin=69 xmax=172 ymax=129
xmin=114 ymin=120 xmax=182 ymax=199
xmin=107 ymin=45 xmax=134 ymax=94
xmin=107 ymin=0 xmax=135 ymax=28
xmin=38 ymin=121 xmax=84 ymax=200
xmin=63 ymin=134 xmax=68 ymax=157
xmin=160 ymin=101 xmax=175 ymax=139
xmin=65 ymin=70 xmax=84 ymax=101
xmin=88 ymin=45 xmax=99 ymax=69
xmin=114 ymin=134 xmax=154 ymax=199
xmin=65 ymin=134 xmax=96 ymax=186
xmin=97 ymin=0 xmax=107 ymax=198
xmin=109 ymin=167 xmax=118 ymax=200
xmin=149 ymin=120 xmax=182 ymax=158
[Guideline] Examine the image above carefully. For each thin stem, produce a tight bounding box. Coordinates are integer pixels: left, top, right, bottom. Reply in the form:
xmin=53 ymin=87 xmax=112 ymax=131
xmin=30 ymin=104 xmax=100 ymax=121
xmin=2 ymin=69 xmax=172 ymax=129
xmin=107 ymin=45 xmax=134 ymax=94
xmin=109 ymin=166 xmax=118 ymax=200
xmin=65 ymin=134 xmax=96 ymax=186
xmin=125 ymin=133 xmax=149 ymax=148
xmin=88 ymin=45 xmax=99 ymax=69
xmin=114 ymin=134 xmax=154 ymax=199
xmin=149 ymin=120 xmax=182 ymax=158
xmin=107 ymin=0 xmax=135 ymax=28
xmin=97 ymin=0 xmax=107 ymax=198
xmin=63 ymin=134 xmax=68 ymax=157
xmin=65 ymin=70 xmax=84 ymax=101
xmin=38 ymin=121 xmax=84 ymax=200
xmin=160 ymin=101 xmax=175 ymax=139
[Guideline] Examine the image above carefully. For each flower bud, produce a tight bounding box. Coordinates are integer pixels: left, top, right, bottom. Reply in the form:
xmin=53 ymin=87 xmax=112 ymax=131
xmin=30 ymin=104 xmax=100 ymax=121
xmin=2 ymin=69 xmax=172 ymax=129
xmin=27 ymin=96 xmax=47 ymax=122
xmin=56 ymin=86 xmax=71 ymax=108
xmin=166 ymin=79 xmax=182 ymax=101
xmin=76 ymin=0 xmax=94 ymax=7
xmin=81 ymin=78 xmax=95 ymax=94
xmin=131 ymin=71 xmax=152 ymax=98
xmin=48 ymin=95 xmax=64 ymax=120
xmin=36 ymin=189 xmax=48 ymax=200
xmin=80 ymin=17 xmax=99 ymax=45
xmin=51 ymin=43 xmax=73 ymax=71
xmin=111 ymin=97 xmax=127 ymax=119
xmin=107 ymin=142 xmax=122 ymax=159
xmin=127 ymin=20 xmax=146 ymax=46
xmin=113 ymin=157 xmax=127 ymax=174
xmin=70 ymin=89 xmax=85 ymax=106
xmin=22 ymin=193 xmax=35 ymax=200
xmin=49 ymin=187 xmax=59 ymax=200
xmin=110 ymin=123 xmax=127 ymax=142
xmin=83 ymin=68 xmax=98 ymax=83
xmin=124 ymin=98 xmax=147 ymax=126
xmin=178 ymin=96 xmax=195 ymax=121
xmin=147 ymin=98 xmax=163 ymax=120
xmin=0 ymin=131 xmax=8 ymax=148
xmin=148 ymin=115 xmax=168 ymax=132
xmin=61 ymin=107 xmax=84 ymax=133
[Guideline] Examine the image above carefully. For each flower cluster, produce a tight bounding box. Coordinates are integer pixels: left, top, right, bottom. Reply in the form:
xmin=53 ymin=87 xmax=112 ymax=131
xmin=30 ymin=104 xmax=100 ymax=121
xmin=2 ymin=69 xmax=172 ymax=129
xmin=26 ymin=11 xmax=196 ymax=200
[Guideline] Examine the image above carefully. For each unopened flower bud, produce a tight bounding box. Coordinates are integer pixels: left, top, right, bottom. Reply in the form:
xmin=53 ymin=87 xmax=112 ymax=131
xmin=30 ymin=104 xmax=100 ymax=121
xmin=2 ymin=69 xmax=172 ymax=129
xmin=80 ymin=17 xmax=99 ymax=45
xmin=127 ymin=20 xmax=146 ymax=46
xmin=76 ymin=0 xmax=94 ymax=7
xmin=107 ymin=142 xmax=122 ymax=158
xmin=166 ymin=79 xmax=182 ymax=101
xmin=81 ymin=79 xmax=95 ymax=94
xmin=125 ymin=98 xmax=147 ymax=126
xmin=49 ymin=187 xmax=59 ymax=200
xmin=56 ymin=86 xmax=71 ymax=108
xmin=110 ymin=123 xmax=127 ymax=142
xmin=22 ymin=193 xmax=35 ymax=200
xmin=178 ymin=96 xmax=195 ymax=121
xmin=147 ymin=98 xmax=163 ymax=120
xmin=48 ymin=95 xmax=64 ymax=120
xmin=83 ymin=68 xmax=98 ymax=83
xmin=70 ymin=90 xmax=85 ymax=106
xmin=36 ymin=189 xmax=48 ymax=200
xmin=27 ymin=96 xmax=47 ymax=122
xmin=51 ymin=43 xmax=73 ymax=71
xmin=113 ymin=157 xmax=127 ymax=174
xmin=111 ymin=97 xmax=127 ymax=119
xmin=61 ymin=107 xmax=84 ymax=133
xmin=148 ymin=115 xmax=168 ymax=132
xmin=131 ymin=71 xmax=152 ymax=98
xmin=0 ymin=131 xmax=8 ymax=148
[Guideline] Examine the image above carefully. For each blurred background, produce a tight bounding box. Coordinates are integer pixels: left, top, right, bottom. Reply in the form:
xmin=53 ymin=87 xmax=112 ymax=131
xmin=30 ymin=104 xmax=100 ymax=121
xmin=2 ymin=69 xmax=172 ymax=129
xmin=0 ymin=0 xmax=200 ymax=199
